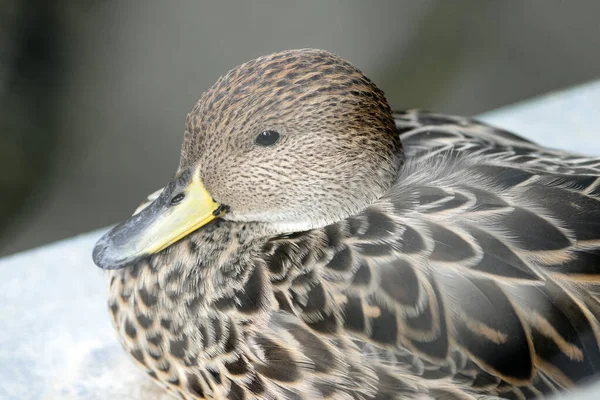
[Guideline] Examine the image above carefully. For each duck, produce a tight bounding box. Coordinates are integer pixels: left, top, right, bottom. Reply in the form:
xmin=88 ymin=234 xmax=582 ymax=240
xmin=92 ymin=49 xmax=600 ymax=400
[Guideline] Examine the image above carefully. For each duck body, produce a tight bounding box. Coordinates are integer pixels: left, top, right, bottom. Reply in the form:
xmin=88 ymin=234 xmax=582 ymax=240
xmin=97 ymin=50 xmax=600 ymax=400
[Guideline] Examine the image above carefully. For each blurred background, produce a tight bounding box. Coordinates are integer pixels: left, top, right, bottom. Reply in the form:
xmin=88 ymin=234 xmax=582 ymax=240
xmin=1 ymin=0 xmax=600 ymax=257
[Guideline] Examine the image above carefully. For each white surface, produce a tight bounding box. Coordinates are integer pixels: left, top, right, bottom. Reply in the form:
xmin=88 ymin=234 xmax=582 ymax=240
xmin=480 ymin=80 xmax=600 ymax=155
xmin=0 ymin=230 xmax=173 ymax=400
xmin=1 ymin=80 xmax=600 ymax=400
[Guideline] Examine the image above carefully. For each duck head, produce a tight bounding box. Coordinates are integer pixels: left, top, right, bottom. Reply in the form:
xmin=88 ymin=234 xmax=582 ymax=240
xmin=93 ymin=49 xmax=403 ymax=270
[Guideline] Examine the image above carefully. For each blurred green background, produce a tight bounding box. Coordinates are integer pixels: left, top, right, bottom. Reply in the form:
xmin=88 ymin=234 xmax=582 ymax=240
xmin=1 ymin=0 xmax=600 ymax=256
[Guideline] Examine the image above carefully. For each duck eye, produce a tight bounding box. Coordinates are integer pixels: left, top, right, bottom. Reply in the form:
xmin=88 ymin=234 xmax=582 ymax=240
xmin=255 ymin=130 xmax=280 ymax=146
xmin=170 ymin=193 xmax=185 ymax=205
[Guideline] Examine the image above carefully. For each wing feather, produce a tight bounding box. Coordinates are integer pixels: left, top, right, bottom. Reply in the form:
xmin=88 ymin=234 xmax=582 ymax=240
xmin=259 ymin=111 xmax=600 ymax=398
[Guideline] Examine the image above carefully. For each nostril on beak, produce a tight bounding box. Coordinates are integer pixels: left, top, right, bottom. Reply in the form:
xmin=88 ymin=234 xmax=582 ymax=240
xmin=170 ymin=193 xmax=185 ymax=205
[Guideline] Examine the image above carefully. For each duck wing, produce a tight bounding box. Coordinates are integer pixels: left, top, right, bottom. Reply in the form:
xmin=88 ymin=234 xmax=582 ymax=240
xmin=264 ymin=114 xmax=600 ymax=398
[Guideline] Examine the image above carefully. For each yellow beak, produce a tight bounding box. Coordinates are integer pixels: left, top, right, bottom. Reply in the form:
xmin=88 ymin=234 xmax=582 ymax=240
xmin=93 ymin=174 xmax=224 ymax=270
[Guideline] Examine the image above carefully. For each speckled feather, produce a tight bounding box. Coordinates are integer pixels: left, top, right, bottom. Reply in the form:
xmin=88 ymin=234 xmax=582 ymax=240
xmin=106 ymin=50 xmax=600 ymax=400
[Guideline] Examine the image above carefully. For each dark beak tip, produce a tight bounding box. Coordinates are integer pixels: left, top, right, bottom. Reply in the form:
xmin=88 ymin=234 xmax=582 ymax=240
xmin=92 ymin=230 xmax=146 ymax=271
xmin=91 ymin=195 xmax=163 ymax=271
xmin=92 ymin=243 xmax=105 ymax=266
xmin=92 ymin=234 xmax=122 ymax=270
xmin=92 ymin=240 xmax=112 ymax=270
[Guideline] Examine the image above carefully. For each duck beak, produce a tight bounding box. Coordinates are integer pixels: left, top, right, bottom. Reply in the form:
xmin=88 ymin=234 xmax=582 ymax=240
xmin=92 ymin=174 xmax=224 ymax=270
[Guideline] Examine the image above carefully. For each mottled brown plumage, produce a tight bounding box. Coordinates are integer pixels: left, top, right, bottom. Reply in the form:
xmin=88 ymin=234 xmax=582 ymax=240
xmin=98 ymin=49 xmax=600 ymax=399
